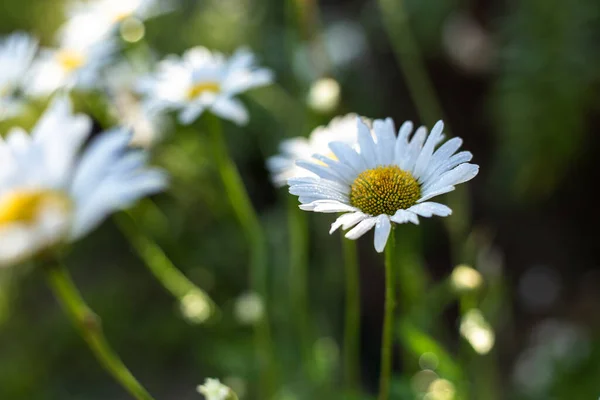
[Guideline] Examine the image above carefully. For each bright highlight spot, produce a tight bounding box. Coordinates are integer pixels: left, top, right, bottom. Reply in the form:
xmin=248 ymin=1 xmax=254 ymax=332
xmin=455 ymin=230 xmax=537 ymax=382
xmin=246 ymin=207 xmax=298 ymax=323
xmin=307 ymin=78 xmax=340 ymax=113
xmin=419 ymin=352 xmax=439 ymax=370
xmin=460 ymin=309 xmax=495 ymax=355
xmin=120 ymin=17 xmax=145 ymax=43
xmin=425 ymin=379 xmax=456 ymax=400
xmin=180 ymin=290 xmax=211 ymax=324
xmin=451 ymin=264 xmax=483 ymax=291
xmin=234 ymin=292 xmax=264 ymax=325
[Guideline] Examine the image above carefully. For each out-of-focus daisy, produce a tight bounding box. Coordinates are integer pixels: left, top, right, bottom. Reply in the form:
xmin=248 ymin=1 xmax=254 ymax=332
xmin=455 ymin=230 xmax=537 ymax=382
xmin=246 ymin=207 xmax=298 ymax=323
xmin=197 ymin=378 xmax=238 ymax=400
xmin=267 ymin=114 xmax=359 ymax=187
xmin=288 ymin=117 xmax=478 ymax=252
xmin=140 ymin=46 xmax=273 ymax=125
xmin=26 ymin=23 xmax=116 ymax=97
xmin=0 ymin=33 xmax=38 ymax=120
xmin=0 ymin=97 xmax=166 ymax=267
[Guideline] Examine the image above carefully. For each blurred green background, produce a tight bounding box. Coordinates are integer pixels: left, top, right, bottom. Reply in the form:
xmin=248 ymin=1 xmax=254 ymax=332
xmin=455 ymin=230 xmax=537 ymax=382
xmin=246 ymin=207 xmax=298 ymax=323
xmin=1 ymin=0 xmax=600 ymax=399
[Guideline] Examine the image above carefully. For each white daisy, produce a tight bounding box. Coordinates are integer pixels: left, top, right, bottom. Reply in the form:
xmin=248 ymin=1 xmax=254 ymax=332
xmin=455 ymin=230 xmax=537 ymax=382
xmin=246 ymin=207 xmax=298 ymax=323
xmin=197 ymin=378 xmax=235 ymax=400
xmin=0 ymin=97 xmax=166 ymax=267
xmin=26 ymin=31 xmax=116 ymax=96
xmin=0 ymin=32 xmax=38 ymax=120
xmin=266 ymin=114 xmax=360 ymax=187
xmin=288 ymin=117 xmax=479 ymax=253
xmin=139 ymin=46 xmax=274 ymax=125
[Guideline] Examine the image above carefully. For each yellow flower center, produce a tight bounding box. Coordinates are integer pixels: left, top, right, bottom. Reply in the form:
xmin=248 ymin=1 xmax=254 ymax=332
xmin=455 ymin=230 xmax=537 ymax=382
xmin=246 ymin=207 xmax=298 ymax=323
xmin=0 ymin=190 xmax=72 ymax=227
xmin=57 ymin=51 xmax=86 ymax=71
xmin=187 ymin=82 xmax=221 ymax=100
xmin=349 ymin=165 xmax=421 ymax=215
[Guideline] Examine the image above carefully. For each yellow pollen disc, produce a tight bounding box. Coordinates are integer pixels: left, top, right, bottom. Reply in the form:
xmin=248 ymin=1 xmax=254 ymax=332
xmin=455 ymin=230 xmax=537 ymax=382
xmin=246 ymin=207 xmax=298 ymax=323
xmin=350 ymin=165 xmax=421 ymax=215
xmin=187 ymin=82 xmax=221 ymax=100
xmin=57 ymin=51 xmax=86 ymax=71
xmin=0 ymin=190 xmax=72 ymax=226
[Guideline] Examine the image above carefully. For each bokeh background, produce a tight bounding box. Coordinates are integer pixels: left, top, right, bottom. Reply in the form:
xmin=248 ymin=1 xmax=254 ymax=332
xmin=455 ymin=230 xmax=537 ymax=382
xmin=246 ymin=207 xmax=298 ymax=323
xmin=1 ymin=0 xmax=600 ymax=399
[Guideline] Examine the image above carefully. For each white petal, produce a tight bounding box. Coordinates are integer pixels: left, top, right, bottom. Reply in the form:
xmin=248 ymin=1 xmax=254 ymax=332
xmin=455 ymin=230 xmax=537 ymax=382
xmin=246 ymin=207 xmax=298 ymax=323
xmin=178 ymin=102 xmax=206 ymax=125
xmin=357 ymin=118 xmax=377 ymax=168
xmin=408 ymin=202 xmax=452 ymax=218
xmin=329 ymin=212 xmax=368 ymax=234
xmin=374 ymin=215 xmax=392 ymax=253
xmin=311 ymin=154 xmax=356 ymax=183
xmin=413 ymin=120 xmax=445 ymax=179
xmin=417 ymin=186 xmax=456 ymax=203
xmin=329 ymin=141 xmax=365 ymax=172
xmin=311 ymin=201 xmax=358 ymax=213
xmin=345 ymin=217 xmax=378 ymax=240
xmin=394 ymin=120 xmax=413 ymax=163
xmin=390 ymin=209 xmax=420 ymax=225
xmin=373 ymin=118 xmax=395 ymax=165
xmin=399 ymin=126 xmax=426 ymax=171
xmin=210 ymin=97 xmax=249 ymax=126
xmin=421 ymin=163 xmax=479 ymax=194
xmin=295 ymin=159 xmax=347 ymax=183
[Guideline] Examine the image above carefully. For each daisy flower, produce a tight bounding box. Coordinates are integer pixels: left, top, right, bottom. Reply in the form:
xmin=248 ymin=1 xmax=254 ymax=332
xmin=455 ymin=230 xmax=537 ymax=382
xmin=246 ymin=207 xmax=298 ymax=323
xmin=139 ymin=46 xmax=273 ymax=125
xmin=0 ymin=97 xmax=166 ymax=267
xmin=0 ymin=32 xmax=38 ymax=120
xmin=288 ymin=117 xmax=479 ymax=252
xmin=266 ymin=114 xmax=360 ymax=187
xmin=26 ymin=17 xmax=116 ymax=97
xmin=197 ymin=378 xmax=237 ymax=400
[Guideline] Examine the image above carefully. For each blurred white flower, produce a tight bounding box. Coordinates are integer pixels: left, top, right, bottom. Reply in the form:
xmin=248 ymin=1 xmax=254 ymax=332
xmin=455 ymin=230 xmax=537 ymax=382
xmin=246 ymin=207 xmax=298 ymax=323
xmin=451 ymin=264 xmax=483 ymax=292
xmin=306 ymin=78 xmax=341 ymax=113
xmin=26 ymin=18 xmax=116 ymax=97
xmin=266 ymin=114 xmax=359 ymax=187
xmin=0 ymin=97 xmax=166 ymax=267
xmin=0 ymin=32 xmax=38 ymax=120
xmin=234 ymin=292 xmax=264 ymax=325
xmin=140 ymin=46 xmax=273 ymax=125
xmin=197 ymin=378 xmax=237 ymax=400
xmin=288 ymin=117 xmax=479 ymax=252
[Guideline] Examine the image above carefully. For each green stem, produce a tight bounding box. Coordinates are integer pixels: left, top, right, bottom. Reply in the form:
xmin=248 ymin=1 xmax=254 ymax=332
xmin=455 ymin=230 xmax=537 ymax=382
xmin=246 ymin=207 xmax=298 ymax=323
xmin=379 ymin=229 xmax=396 ymax=400
xmin=287 ymin=196 xmax=312 ymax=376
xmin=342 ymin=234 xmax=360 ymax=390
xmin=205 ymin=113 xmax=277 ymax=396
xmin=44 ymin=261 xmax=155 ymax=400
xmin=114 ymin=212 xmax=217 ymax=322
xmin=378 ymin=0 xmax=446 ymax=126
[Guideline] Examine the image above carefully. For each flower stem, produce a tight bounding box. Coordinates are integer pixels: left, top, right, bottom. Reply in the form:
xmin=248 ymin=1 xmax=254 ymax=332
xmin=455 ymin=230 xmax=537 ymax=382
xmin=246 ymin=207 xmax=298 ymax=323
xmin=287 ymin=196 xmax=312 ymax=376
xmin=205 ymin=113 xmax=277 ymax=396
xmin=379 ymin=228 xmax=397 ymax=400
xmin=44 ymin=261 xmax=155 ymax=400
xmin=342 ymin=234 xmax=360 ymax=390
xmin=114 ymin=211 xmax=217 ymax=322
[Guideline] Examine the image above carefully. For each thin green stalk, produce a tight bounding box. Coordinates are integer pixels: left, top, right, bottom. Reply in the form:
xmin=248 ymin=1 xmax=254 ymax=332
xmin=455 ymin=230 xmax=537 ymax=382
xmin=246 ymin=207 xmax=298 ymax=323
xmin=114 ymin=212 xmax=217 ymax=322
xmin=341 ymin=234 xmax=360 ymax=390
xmin=379 ymin=229 xmax=397 ymax=400
xmin=44 ymin=261 xmax=155 ymax=400
xmin=287 ymin=196 xmax=312 ymax=376
xmin=205 ymin=113 xmax=277 ymax=396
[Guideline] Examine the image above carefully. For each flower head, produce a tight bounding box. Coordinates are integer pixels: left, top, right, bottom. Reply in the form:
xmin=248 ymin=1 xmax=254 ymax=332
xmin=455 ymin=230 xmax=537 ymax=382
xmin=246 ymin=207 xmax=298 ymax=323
xmin=26 ymin=18 xmax=116 ymax=97
xmin=267 ymin=114 xmax=360 ymax=187
xmin=140 ymin=46 xmax=273 ymax=125
xmin=0 ymin=97 xmax=166 ymax=267
xmin=0 ymin=32 xmax=38 ymax=120
xmin=69 ymin=0 xmax=166 ymax=26
xmin=197 ymin=378 xmax=237 ymax=400
xmin=288 ymin=117 xmax=478 ymax=252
